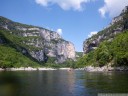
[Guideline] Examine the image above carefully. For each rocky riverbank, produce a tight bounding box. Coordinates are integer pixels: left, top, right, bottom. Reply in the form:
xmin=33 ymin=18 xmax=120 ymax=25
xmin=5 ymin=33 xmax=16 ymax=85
xmin=0 ymin=67 xmax=73 ymax=71
xmin=75 ymin=66 xmax=128 ymax=72
xmin=0 ymin=66 xmax=128 ymax=72
xmin=0 ymin=67 xmax=56 ymax=71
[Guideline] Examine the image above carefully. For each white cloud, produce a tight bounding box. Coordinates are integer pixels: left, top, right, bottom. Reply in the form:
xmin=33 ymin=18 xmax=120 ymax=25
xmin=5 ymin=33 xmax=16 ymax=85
xmin=56 ymin=28 xmax=62 ymax=35
xmin=88 ymin=31 xmax=97 ymax=37
xmin=35 ymin=0 xmax=95 ymax=11
xmin=99 ymin=0 xmax=128 ymax=18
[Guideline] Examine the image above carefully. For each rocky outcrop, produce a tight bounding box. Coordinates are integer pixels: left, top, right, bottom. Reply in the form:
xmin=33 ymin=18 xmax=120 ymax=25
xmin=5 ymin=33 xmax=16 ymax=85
xmin=83 ymin=6 xmax=128 ymax=54
xmin=76 ymin=66 xmax=128 ymax=72
xmin=0 ymin=16 xmax=76 ymax=63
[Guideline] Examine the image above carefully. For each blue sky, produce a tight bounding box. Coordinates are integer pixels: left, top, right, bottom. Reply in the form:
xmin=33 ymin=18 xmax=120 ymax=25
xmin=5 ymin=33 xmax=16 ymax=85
xmin=0 ymin=0 xmax=128 ymax=51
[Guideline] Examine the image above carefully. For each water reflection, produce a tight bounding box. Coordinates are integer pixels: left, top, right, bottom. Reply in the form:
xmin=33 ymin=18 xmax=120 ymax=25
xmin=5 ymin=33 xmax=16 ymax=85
xmin=0 ymin=71 xmax=128 ymax=96
xmin=0 ymin=72 xmax=21 ymax=96
xmin=80 ymin=71 xmax=128 ymax=95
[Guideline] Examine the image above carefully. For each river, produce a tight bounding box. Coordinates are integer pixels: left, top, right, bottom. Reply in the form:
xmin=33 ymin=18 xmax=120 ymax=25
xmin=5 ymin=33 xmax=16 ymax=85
xmin=0 ymin=70 xmax=128 ymax=96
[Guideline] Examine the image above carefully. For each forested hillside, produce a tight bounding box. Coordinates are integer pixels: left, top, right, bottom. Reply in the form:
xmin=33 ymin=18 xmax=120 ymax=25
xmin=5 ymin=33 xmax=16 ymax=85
xmin=78 ymin=6 xmax=128 ymax=68
xmin=77 ymin=31 xmax=128 ymax=67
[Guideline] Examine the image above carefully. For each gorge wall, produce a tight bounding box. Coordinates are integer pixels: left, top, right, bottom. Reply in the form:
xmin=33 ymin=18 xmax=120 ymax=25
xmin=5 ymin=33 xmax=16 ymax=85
xmin=0 ymin=16 xmax=76 ymax=63
xmin=83 ymin=6 xmax=128 ymax=54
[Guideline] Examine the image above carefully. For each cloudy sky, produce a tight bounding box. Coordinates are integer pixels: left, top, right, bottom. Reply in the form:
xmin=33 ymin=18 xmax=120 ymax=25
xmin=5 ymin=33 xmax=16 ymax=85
xmin=0 ymin=0 xmax=128 ymax=51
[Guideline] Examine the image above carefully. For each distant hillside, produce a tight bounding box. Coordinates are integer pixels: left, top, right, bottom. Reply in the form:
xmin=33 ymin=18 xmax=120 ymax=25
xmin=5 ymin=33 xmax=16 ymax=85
xmin=76 ymin=52 xmax=83 ymax=59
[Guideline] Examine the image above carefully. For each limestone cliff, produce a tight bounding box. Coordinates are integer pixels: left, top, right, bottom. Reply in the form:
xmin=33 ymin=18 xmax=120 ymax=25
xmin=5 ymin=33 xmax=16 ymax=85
xmin=56 ymin=41 xmax=75 ymax=63
xmin=83 ymin=6 xmax=128 ymax=54
xmin=0 ymin=16 xmax=76 ymax=63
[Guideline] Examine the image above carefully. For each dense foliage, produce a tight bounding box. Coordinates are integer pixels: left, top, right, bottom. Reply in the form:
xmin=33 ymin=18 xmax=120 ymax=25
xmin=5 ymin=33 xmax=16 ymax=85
xmin=0 ymin=45 xmax=40 ymax=68
xmin=77 ymin=31 xmax=128 ymax=67
xmin=44 ymin=58 xmax=77 ymax=68
xmin=0 ymin=29 xmax=43 ymax=68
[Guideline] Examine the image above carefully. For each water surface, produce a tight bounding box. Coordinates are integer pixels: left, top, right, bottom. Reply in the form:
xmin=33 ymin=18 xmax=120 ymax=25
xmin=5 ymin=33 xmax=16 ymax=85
xmin=0 ymin=70 xmax=128 ymax=96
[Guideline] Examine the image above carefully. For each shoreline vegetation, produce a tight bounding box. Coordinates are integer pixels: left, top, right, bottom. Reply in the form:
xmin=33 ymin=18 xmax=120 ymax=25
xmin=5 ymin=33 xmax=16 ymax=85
xmin=0 ymin=66 xmax=128 ymax=72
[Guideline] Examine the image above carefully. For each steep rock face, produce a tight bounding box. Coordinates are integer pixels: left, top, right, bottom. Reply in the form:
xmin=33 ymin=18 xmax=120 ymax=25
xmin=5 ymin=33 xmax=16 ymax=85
xmin=56 ymin=41 xmax=75 ymax=63
xmin=83 ymin=6 xmax=128 ymax=54
xmin=0 ymin=16 xmax=76 ymax=63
